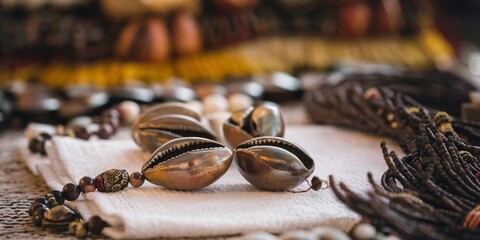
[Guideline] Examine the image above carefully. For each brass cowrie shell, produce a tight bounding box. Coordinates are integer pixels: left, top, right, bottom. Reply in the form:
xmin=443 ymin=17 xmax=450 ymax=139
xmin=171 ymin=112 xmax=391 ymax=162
xmin=132 ymin=102 xmax=216 ymax=152
xmin=223 ymin=101 xmax=285 ymax=148
xmin=234 ymin=136 xmax=315 ymax=191
xmin=142 ymin=137 xmax=232 ymax=190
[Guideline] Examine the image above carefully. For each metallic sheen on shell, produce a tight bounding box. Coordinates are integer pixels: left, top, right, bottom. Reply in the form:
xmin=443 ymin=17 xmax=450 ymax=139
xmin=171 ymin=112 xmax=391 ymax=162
xmin=132 ymin=102 xmax=216 ymax=152
xmin=234 ymin=137 xmax=315 ymax=191
xmin=223 ymin=101 xmax=284 ymax=148
xmin=141 ymin=137 xmax=233 ymax=190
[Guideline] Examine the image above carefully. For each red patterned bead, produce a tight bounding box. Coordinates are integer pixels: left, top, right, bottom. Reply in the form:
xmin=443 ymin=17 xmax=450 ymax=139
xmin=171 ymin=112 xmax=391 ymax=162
xmin=95 ymin=169 xmax=129 ymax=193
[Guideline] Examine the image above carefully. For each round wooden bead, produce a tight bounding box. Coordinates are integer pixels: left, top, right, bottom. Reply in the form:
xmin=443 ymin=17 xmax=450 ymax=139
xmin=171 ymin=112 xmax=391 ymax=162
xmin=129 ymin=172 xmax=145 ymax=188
xmin=79 ymin=176 xmax=96 ymax=193
xmin=88 ymin=215 xmax=107 ymax=235
xmin=96 ymin=124 xmax=114 ymax=139
xmin=32 ymin=208 xmax=47 ymax=226
xmin=352 ymin=223 xmax=376 ymax=240
xmin=228 ymin=93 xmax=253 ymax=112
xmin=203 ymin=94 xmax=228 ymax=115
xmin=73 ymin=126 xmax=91 ymax=140
xmin=29 ymin=203 xmax=47 ymax=217
xmin=62 ymin=183 xmax=81 ymax=201
xmin=94 ymin=169 xmax=129 ymax=192
xmin=45 ymin=190 xmax=64 ymax=206
xmin=116 ymin=101 xmax=140 ymax=125
xmin=32 ymin=197 xmax=48 ymax=206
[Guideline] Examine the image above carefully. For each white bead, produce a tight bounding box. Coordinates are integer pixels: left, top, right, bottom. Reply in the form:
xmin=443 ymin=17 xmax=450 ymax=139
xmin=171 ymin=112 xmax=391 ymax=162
xmin=279 ymin=230 xmax=317 ymax=240
xmin=228 ymin=93 xmax=253 ymax=112
xmin=311 ymin=227 xmax=351 ymax=240
xmin=67 ymin=116 xmax=93 ymax=129
xmin=202 ymin=94 xmax=228 ymax=115
xmin=185 ymin=100 xmax=204 ymax=115
xmin=205 ymin=111 xmax=231 ymax=144
xmin=384 ymin=235 xmax=401 ymax=240
xmin=117 ymin=101 xmax=140 ymax=125
xmin=352 ymin=223 xmax=376 ymax=240
xmin=24 ymin=123 xmax=56 ymax=141
xmin=241 ymin=232 xmax=278 ymax=240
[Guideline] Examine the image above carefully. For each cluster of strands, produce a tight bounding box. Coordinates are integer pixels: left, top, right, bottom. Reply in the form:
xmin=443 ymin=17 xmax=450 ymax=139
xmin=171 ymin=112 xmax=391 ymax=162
xmin=330 ymin=110 xmax=480 ymax=239
xmin=304 ymin=73 xmax=480 ymax=239
xmin=304 ymin=71 xmax=480 ymax=147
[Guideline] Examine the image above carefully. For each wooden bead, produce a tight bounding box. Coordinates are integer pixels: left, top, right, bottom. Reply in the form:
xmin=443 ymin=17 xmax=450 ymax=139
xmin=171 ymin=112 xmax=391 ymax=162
xmin=51 ymin=190 xmax=65 ymax=205
xmin=88 ymin=216 xmax=107 ymax=235
xmin=96 ymin=124 xmax=114 ymax=139
xmin=94 ymin=169 xmax=129 ymax=192
xmin=129 ymin=172 xmax=145 ymax=188
xmin=62 ymin=183 xmax=81 ymax=201
xmin=32 ymin=208 xmax=46 ymax=226
xmin=79 ymin=176 xmax=96 ymax=193
xmin=73 ymin=126 xmax=91 ymax=140
xmin=75 ymin=222 xmax=88 ymax=238
xmin=116 ymin=101 xmax=140 ymax=125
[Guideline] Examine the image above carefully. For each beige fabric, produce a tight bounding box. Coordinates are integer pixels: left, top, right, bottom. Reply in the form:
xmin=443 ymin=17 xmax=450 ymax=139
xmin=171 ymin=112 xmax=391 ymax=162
xmin=21 ymin=125 xmax=400 ymax=239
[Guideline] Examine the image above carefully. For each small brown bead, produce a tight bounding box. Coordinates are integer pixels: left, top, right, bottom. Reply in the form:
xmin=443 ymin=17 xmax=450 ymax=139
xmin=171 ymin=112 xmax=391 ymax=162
xmin=73 ymin=126 xmax=91 ymax=140
xmin=96 ymin=124 xmax=114 ymax=139
xmin=88 ymin=215 xmax=107 ymax=235
xmin=62 ymin=183 xmax=81 ymax=201
xmin=311 ymin=176 xmax=323 ymax=191
xmin=129 ymin=172 xmax=145 ymax=188
xmin=102 ymin=116 xmax=120 ymax=130
xmin=102 ymin=108 xmax=120 ymax=120
xmin=39 ymin=132 xmax=52 ymax=140
xmin=79 ymin=176 xmax=96 ymax=193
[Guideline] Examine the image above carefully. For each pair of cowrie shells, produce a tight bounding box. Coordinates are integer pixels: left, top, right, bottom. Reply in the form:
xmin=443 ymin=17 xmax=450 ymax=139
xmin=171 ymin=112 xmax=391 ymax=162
xmin=132 ymin=102 xmax=315 ymax=191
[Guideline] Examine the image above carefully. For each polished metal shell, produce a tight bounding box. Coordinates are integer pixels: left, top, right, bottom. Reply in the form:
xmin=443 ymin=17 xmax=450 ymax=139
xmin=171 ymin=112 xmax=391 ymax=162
xmin=234 ymin=137 xmax=315 ymax=191
xmin=142 ymin=137 xmax=233 ymax=190
xmin=132 ymin=102 xmax=216 ymax=152
xmin=223 ymin=101 xmax=285 ymax=148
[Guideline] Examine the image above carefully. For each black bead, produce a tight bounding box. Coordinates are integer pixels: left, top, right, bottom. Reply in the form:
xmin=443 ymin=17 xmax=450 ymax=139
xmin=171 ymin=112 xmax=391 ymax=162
xmin=87 ymin=215 xmax=107 ymax=235
xmin=62 ymin=183 xmax=81 ymax=201
xmin=29 ymin=203 xmax=47 ymax=217
xmin=32 ymin=212 xmax=44 ymax=227
xmin=50 ymin=190 xmax=65 ymax=205
xmin=39 ymin=132 xmax=52 ymax=140
xmin=28 ymin=136 xmax=44 ymax=154
xmin=32 ymin=197 xmax=48 ymax=206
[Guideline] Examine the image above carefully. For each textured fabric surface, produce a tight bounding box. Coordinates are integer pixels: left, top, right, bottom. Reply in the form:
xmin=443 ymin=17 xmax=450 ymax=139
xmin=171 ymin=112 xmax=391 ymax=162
xmin=21 ymin=125 xmax=401 ymax=239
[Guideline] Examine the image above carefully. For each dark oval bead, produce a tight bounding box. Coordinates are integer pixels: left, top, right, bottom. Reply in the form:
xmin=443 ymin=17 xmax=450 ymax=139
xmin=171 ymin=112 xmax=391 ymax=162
xmin=95 ymin=169 xmax=129 ymax=192
xmin=51 ymin=190 xmax=65 ymax=205
xmin=311 ymin=176 xmax=323 ymax=191
xmin=79 ymin=176 xmax=96 ymax=193
xmin=88 ymin=215 xmax=107 ymax=235
xmin=29 ymin=203 xmax=48 ymax=217
xmin=28 ymin=136 xmax=42 ymax=153
xmin=33 ymin=197 xmax=48 ymax=206
xmin=32 ymin=211 xmax=45 ymax=226
xmin=62 ymin=183 xmax=81 ymax=201
xmin=39 ymin=132 xmax=52 ymax=140
xmin=73 ymin=126 xmax=91 ymax=140
xmin=33 ymin=206 xmax=48 ymax=222
xmin=38 ymin=140 xmax=47 ymax=156
xmin=96 ymin=124 xmax=114 ymax=139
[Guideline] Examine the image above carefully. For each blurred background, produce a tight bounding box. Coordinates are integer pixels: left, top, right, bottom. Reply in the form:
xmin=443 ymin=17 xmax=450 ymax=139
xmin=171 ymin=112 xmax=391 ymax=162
xmin=1 ymin=0 xmax=480 ymax=129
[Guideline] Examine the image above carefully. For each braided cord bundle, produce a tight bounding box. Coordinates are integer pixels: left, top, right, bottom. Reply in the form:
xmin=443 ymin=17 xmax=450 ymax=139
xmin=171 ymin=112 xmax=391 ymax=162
xmin=304 ymin=70 xmax=480 ymax=239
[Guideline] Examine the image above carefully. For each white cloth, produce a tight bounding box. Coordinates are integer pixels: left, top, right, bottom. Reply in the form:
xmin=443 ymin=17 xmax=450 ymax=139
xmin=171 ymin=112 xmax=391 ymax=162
xmin=21 ymin=125 xmax=401 ymax=239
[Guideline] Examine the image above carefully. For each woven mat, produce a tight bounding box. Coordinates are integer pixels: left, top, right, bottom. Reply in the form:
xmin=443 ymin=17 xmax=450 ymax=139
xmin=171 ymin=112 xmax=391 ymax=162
xmin=0 ymin=131 xmax=107 ymax=239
